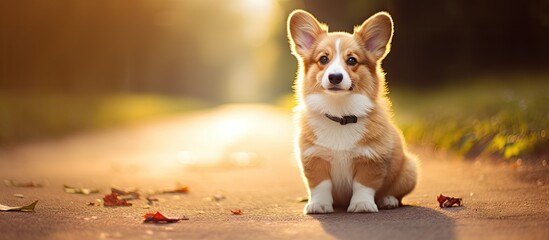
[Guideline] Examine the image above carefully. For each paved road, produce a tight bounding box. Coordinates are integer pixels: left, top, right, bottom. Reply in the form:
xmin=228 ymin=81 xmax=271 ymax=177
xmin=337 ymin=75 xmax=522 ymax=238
xmin=0 ymin=104 xmax=548 ymax=240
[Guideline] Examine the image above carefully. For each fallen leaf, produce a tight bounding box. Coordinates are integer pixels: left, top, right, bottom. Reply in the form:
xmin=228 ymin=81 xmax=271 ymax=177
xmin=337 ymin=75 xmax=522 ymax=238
xmin=88 ymin=202 xmax=101 ymax=207
xmin=0 ymin=200 xmax=38 ymax=212
xmin=103 ymin=193 xmax=132 ymax=207
xmin=143 ymin=211 xmax=188 ymax=223
xmin=4 ymin=179 xmax=43 ymax=188
xmin=93 ymin=199 xmax=102 ymax=206
xmin=64 ymin=185 xmax=100 ymax=195
xmin=162 ymin=186 xmax=189 ymax=194
xmin=13 ymin=194 xmax=24 ymax=198
xmin=146 ymin=196 xmax=159 ymax=206
xmin=230 ymin=209 xmax=243 ymax=215
xmin=437 ymin=194 xmax=462 ymax=208
xmin=213 ymin=194 xmax=225 ymax=202
xmin=111 ymin=187 xmax=140 ymax=200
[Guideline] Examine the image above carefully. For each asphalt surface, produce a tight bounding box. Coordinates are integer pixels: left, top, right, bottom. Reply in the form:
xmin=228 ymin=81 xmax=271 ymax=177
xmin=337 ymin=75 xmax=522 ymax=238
xmin=0 ymin=104 xmax=548 ymax=240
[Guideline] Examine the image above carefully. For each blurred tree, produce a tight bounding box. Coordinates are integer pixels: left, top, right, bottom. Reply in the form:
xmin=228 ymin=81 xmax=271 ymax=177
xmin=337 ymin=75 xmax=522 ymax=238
xmin=0 ymin=0 xmax=282 ymax=102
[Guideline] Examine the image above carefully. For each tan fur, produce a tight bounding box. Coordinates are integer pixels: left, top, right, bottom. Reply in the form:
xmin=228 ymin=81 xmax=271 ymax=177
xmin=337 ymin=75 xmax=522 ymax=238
xmin=288 ymin=10 xmax=418 ymax=211
xmin=301 ymin=155 xmax=331 ymax=188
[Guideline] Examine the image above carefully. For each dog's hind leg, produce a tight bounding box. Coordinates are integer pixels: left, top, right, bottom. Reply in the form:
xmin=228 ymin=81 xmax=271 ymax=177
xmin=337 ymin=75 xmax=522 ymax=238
xmin=384 ymin=153 xmax=419 ymax=205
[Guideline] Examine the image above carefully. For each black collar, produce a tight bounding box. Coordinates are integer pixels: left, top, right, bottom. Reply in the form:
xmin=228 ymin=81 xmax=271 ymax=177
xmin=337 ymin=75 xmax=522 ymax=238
xmin=325 ymin=114 xmax=358 ymax=125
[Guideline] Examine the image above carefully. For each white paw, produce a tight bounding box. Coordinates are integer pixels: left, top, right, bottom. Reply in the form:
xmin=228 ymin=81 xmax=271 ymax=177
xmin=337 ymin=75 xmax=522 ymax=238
xmin=304 ymin=180 xmax=334 ymax=214
xmin=378 ymin=195 xmax=399 ymax=209
xmin=348 ymin=182 xmax=378 ymax=213
xmin=304 ymin=201 xmax=334 ymax=214
xmin=347 ymin=199 xmax=379 ymax=213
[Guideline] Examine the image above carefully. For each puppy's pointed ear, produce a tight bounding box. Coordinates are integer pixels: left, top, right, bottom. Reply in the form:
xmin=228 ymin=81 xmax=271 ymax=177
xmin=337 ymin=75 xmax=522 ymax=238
xmin=354 ymin=12 xmax=394 ymax=62
xmin=287 ymin=10 xmax=327 ymax=57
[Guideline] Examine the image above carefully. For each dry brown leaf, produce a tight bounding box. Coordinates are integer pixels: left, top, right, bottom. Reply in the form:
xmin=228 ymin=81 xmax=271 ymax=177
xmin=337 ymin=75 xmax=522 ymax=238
xmin=103 ymin=193 xmax=132 ymax=207
xmin=162 ymin=186 xmax=189 ymax=194
xmin=143 ymin=211 xmax=188 ymax=223
xmin=230 ymin=209 xmax=243 ymax=215
xmin=437 ymin=194 xmax=462 ymax=208
xmin=146 ymin=196 xmax=159 ymax=206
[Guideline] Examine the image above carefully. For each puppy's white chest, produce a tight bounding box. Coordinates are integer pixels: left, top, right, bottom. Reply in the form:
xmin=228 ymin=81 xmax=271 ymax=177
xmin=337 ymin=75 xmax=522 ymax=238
xmin=307 ymin=114 xmax=366 ymax=151
xmin=303 ymin=93 xmax=372 ymax=151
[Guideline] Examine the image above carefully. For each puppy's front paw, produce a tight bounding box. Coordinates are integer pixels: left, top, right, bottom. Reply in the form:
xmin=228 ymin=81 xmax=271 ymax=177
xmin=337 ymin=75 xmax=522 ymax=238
xmin=348 ymin=182 xmax=378 ymax=213
xmin=304 ymin=201 xmax=334 ymax=214
xmin=304 ymin=180 xmax=334 ymax=214
xmin=378 ymin=195 xmax=399 ymax=209
xmin=347 ymin=199 xmax=378 ymax=213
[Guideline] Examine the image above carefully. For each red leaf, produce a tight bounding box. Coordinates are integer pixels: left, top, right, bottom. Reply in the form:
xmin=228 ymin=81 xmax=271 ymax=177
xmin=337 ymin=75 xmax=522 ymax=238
xmin=437 ymin=194 xmax=462 ymax=208
xmin=143 ymin=211 xmax=187 ymax=223
xmin=230 ymin=209 xmax=243 ymax=215
xmin=103 ymin=193 xmax=132 ymax=207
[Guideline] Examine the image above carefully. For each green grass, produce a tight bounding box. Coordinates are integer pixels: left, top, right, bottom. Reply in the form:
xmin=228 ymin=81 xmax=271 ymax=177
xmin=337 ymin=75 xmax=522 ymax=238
xmin=391 ymin=75 xmax=548 ymax=160
xmin=0 ymin=92 xmax=208 ymax=145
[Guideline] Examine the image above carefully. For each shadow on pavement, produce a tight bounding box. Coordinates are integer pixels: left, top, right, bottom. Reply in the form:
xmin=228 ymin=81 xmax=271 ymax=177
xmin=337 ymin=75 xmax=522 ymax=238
xmin=311 ymin=206 xmax=455 ymax=240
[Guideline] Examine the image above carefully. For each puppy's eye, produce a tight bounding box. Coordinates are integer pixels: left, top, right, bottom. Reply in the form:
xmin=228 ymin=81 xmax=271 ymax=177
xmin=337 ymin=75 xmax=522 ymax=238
xmin=319 ymin=56 xmax=329 ymax=65
xmin=346 ymin=57 xmax=357 ymax=66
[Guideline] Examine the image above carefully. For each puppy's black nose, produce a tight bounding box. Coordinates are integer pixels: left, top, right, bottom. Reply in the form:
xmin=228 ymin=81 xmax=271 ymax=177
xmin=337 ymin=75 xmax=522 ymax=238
xmin=328 ymin=73 xmax=343 ymax=84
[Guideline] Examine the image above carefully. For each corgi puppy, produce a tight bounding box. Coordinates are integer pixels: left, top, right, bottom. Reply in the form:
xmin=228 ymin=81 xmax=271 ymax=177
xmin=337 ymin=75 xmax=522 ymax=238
xmin=287 ymin=10 xmax=418 ymax=214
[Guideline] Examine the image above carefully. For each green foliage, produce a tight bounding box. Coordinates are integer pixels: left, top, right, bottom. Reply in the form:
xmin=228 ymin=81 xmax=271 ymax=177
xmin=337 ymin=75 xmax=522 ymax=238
xmin=392 ymin=75 xmax=548 ymax=160
xmin=0 ymin=93 xmax=207 ymax=144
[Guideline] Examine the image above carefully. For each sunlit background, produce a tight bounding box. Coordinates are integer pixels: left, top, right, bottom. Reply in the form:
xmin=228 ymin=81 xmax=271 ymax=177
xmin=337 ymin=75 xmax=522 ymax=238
xmin=1 ymin=0 xmax=548 ymax=168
